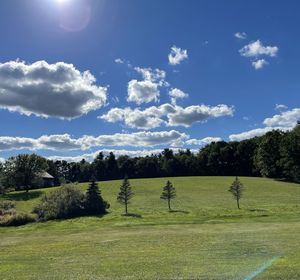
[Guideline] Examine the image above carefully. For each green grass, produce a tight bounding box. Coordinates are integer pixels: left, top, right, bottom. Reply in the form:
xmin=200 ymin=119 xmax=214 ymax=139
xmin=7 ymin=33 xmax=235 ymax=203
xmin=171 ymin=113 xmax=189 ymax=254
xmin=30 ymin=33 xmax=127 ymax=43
xmin=0 ymin=176 xmax=300 ymax=279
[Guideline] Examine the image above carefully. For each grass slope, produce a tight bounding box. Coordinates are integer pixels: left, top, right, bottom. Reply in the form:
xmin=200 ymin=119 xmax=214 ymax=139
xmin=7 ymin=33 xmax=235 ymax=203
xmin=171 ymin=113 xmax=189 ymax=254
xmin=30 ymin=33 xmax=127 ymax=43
xmin=0 ymin=176 xmax=300 ymax=279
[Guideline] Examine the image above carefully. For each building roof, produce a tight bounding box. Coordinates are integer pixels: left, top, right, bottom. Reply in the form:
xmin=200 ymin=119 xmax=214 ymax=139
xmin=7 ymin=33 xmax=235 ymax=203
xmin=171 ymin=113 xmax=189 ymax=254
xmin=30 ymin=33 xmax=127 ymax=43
xmin=39 ymin=171 xmax=54 ymax=179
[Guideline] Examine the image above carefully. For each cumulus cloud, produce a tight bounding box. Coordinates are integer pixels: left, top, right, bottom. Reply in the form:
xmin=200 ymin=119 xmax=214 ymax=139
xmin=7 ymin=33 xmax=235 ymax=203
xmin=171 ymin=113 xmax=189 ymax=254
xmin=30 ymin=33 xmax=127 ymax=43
xmin=0 ymin=136 xmax=38 ymax=151
xmin=239 ymin=40 xmax=279 ymax=57
xmin=0 ymin=60 xmax=107 ymax=119
xmin=100 ymin=104 xmax=173 ymax=129
xmin=48 ymin=148 xmax=199 ymax=162
xmin=169 ymin=88 xmax=188 ymax=105
xmin=229 ymin=126 xmax=291 ymax=141
xmin=229 ymin=108 xmax=298 ymax=141
xmin=168 ymin=46 xmax=188 ymax=65
xmin=100 ymin=103 xmax=234 ymax=129
xmin=186 ymin=137 xmax=222 ymax=146
xmin=263 ymin=108 xmax=300 ymax=128
xmin=234 ymin=32 xmax=247 ymax=40
xmin=126 ymin=67 xmax=169 ymax=105
xmin=0 ymin=157 xmax=5 ymax=163
xmin=167 ymin=104 xmax=234 ymax=127
xmin=127 ymin=80 xmax=160 ymax=105
xmin=0 ymin=130 xmax=189 ymax=151
xmin=134 ymin=67 xmax=168 ymax=86
xmin=252 ymin=59 xmax=268 ymax=70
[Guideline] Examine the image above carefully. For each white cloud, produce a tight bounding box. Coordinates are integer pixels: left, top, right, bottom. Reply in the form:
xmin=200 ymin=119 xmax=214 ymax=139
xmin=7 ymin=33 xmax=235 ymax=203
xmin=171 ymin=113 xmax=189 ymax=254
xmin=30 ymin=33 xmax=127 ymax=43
xmin=134 ymin=67 xmax=168 ymax=86
xmin=167 ymin=104 xmax=234 ymax=127
xmin=100 ymin=104 xmax=174 ymax=129
xmin=263 ymin=108 xmax=300 ymax=128
xmin=234 ymin=32 xmax=247 ymax=40
xmin=275 ymin=104 xmax=288 ymax=111
xmin=0 ymin=60 xmax=107 ymax=119
xmin=252 ymin=59 xmax=268 ymax=69
xmin=127 ymin=79 xmax=160 ymax=105
xmin=0 ymin=136 xmax=39 ymax=151
xmin=48 ymin=148 xmax=199 ymax=162
xmin=0 ymin=157 xmax=5 ymax=163
xmin=126 ymin=67 xmax=169 ymax=105
xmin=0 ymin=130 xmax=189 ymax=151
xmin=229 ymin=127 xmax=289 ymax=141
xmin=169 ymin=88 xmax=188 ymax=105
xmin=229 ymin=108 xmax=299 ymax=141
xmin=186 ymin=137 xmax=222 ymax=146
xmin=114 ymin=58 xmax=125 ymax=64
xmin=100 ymin=103 xmax=234 ymax=129
xmin=168 ymin=46 xmax=188 ymax=65
xmin=239 ymin=40 xmax=278 ymax=57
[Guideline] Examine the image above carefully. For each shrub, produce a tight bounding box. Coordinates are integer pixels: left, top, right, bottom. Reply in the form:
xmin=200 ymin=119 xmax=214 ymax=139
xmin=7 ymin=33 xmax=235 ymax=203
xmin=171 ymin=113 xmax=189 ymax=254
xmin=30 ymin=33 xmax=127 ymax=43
xmin=0 ymin=200 xmax=16 ymax=211
xmin=33 ymin=186 xmax=85 ymax=221
xmin=0 ymin=212 xmax=36 ymax=227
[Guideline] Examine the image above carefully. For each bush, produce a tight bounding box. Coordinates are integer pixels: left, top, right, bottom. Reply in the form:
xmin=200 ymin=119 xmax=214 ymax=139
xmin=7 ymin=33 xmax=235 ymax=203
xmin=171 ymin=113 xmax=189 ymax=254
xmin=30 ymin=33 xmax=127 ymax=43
xmin=0 ymin=212 xmax=36 ymax=227
xmin=33 ymin=186 xmax=85 ymax=221
xmin=0 ymin=200 xmax=16 ymax=210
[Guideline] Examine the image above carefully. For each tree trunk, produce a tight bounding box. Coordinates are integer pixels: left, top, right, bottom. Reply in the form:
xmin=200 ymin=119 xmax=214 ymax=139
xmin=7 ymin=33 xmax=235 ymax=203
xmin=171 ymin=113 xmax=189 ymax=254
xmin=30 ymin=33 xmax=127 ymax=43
xmin=237 ymin=198 xmax=240 ymax=209
xmin=168 ymin=199 xmax=171 ymax=211
xmin=125 ymin=202 xmax=128 ymax=215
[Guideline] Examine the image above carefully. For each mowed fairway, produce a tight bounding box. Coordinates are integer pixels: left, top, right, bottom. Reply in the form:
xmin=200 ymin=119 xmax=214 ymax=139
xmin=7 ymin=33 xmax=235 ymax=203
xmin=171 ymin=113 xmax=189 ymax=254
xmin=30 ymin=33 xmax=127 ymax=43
xmin=1 ymin=176 xmax=300 ymax=280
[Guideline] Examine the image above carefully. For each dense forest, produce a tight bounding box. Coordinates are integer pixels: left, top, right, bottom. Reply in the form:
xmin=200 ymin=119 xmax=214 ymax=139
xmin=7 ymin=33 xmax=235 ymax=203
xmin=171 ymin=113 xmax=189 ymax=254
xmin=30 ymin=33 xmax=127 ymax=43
xmin=0 ymin=123 xmax=299 ymax=191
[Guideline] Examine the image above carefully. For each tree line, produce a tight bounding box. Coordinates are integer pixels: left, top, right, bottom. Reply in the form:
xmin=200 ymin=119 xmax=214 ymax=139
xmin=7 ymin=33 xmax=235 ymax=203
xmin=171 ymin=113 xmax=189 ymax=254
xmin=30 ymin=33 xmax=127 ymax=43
xmin=0 ymin=123 xmax=299 ymax=192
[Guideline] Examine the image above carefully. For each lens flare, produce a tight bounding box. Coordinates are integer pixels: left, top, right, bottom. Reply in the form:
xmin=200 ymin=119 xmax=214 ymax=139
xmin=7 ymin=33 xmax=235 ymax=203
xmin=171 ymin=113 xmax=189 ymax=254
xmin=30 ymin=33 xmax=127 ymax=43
xmin=58 ymin=0 xmax=92 ymax=32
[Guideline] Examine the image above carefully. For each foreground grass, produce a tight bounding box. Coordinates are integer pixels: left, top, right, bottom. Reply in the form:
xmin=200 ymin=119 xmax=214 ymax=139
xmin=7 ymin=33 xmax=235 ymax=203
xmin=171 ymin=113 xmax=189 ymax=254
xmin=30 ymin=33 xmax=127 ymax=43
xmin=0 ymin=176 xmax=300 ymax=279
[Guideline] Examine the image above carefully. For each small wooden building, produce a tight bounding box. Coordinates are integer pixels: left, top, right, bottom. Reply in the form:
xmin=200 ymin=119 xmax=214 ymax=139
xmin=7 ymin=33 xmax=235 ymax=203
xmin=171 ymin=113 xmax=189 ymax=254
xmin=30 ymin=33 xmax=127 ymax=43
xmin=39 ymin=171 xmax=54 ymax=187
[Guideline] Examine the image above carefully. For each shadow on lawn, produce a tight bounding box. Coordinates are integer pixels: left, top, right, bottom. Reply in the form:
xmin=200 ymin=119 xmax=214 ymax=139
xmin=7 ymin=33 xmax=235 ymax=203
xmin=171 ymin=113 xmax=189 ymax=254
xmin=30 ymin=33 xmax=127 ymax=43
xmin=4 ymin=190 xmax=43 ymax=201
xmin=169 ymin=210 xmax=190 ymax=214
xmin=122 ymin=213 xmax=142 ymax=218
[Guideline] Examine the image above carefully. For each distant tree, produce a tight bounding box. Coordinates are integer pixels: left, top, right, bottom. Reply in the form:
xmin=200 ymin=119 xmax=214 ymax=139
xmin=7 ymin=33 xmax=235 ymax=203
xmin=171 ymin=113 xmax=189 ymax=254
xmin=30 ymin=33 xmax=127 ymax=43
xmin=279 ymin=123 xmax=300 ymax=182
xmin=160 ymin=180 xmax=176 ymax=211
xmin=85 ymin=178 xmax=110 ymax=215
xmin=254 ymin=130 xmax=284 ymax=178
xmin=117 ymin=177 xmax=134 ymax=215
xmin=3 ymin=154 xmax=48 ymax=192
xmin=92 ymin=152 xmax=106 ymax=181
xmin=228 ymin=176 xmax=244 ymax=209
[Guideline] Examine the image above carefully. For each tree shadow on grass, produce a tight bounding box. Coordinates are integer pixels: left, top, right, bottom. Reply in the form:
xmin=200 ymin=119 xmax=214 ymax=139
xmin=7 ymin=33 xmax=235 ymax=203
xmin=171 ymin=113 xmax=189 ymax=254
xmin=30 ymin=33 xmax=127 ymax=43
xmin=4 ymin=190 xmax=43 ymax=202
xmin=274 ymin=178 xmax=300 ymax=185
xmin=248 ymin=208 xmax=268 ymax=212
xmin=122 ymin=213 xmax=142 ymax=218
xmin=169 ymin=210 xmax=190 ymax=214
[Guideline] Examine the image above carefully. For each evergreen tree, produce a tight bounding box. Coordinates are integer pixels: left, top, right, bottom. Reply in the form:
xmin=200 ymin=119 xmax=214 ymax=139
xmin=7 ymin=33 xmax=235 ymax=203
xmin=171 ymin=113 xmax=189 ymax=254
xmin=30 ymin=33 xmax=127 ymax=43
xmin=160 ymin=180 xmax=176 ymax=211
xmin=117 ymin=177 xmax=134 ymax=215
xmin=85 ymin=178 xmax=109 ymax=215
xmin=228 ymin=176 xmax=244 ymax=209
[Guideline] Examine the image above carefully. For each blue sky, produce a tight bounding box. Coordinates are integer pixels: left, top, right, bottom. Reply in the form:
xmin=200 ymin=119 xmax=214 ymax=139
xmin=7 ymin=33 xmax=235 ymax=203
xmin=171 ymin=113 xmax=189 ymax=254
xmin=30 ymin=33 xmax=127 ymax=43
xmin=0 ymin=0 xmax=299 ymax=161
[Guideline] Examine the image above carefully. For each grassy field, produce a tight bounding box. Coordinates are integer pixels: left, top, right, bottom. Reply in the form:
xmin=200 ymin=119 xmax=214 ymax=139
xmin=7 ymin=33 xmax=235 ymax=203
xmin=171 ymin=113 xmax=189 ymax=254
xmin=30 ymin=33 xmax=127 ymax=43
xmin=0 ymin=176 xmax=300 ymax=279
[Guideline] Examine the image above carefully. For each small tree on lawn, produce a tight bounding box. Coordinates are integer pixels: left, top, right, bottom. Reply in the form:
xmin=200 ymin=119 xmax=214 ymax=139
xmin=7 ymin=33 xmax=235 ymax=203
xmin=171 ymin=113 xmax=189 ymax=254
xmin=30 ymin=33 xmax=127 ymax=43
xmin=85 ymin=178 xmax=110 ymax=215
xmin=228 ymin=176 xmax=244 ymax=209
xmin=117 ymin=177 xmax=133 ymax=215
xmin=160 ymin=180 xmax=176 ymax=211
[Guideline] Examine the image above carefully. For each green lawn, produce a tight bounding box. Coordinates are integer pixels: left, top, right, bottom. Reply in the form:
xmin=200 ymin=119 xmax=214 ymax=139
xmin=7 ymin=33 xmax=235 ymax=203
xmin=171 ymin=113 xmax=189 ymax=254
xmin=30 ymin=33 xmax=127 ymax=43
xmin=1 ymin=176 xmax=300 ymax=279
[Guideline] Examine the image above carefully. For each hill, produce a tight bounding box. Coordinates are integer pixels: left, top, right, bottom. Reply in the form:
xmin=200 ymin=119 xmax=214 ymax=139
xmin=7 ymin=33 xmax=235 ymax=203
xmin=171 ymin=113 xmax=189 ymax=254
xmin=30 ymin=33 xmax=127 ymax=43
xmin=0 ymin=176 xmax=300 ymax=279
